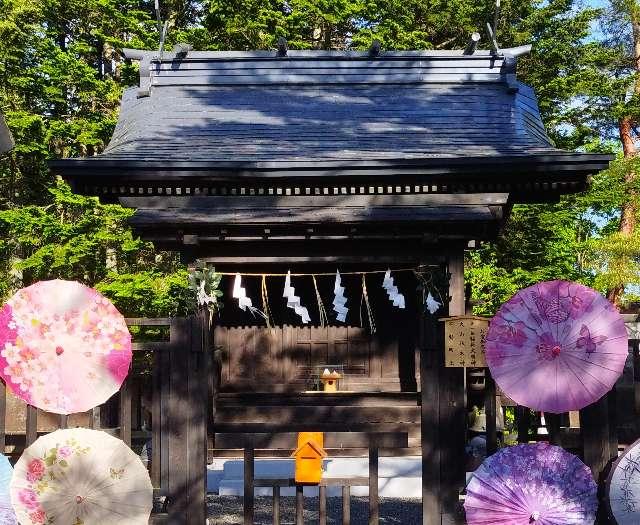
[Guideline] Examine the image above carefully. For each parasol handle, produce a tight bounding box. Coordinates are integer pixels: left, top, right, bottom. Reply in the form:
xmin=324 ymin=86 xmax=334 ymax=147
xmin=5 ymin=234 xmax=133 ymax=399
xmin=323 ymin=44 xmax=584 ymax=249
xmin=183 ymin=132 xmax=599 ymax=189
xmin=530 ymin=511 xmax=540 ymax=522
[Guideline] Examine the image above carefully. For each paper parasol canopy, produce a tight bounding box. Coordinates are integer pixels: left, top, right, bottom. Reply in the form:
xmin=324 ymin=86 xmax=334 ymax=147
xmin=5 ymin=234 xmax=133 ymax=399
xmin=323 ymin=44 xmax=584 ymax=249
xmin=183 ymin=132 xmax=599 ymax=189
xmin=0 ymin=454 xmax=17 ymax=524
xmin=0 ymin=280 xmax=132 ymax=414
xmin=486 ymin=280 xmax=627 ymax=413
xmin=607 ymin=437 xmax=640 ymax=524
xmin=464 ymin=442 xmax=598 ymax=525
xmin=11 ymin=428 xmax=153 ymax=525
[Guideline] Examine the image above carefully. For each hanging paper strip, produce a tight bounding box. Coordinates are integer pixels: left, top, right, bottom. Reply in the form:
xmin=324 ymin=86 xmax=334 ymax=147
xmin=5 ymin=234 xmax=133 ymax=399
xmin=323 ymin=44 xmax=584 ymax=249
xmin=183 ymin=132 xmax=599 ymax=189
xmin=332 ymin=270 xmax=348 ymax=322
xmin=425 ymin=291 xmax=442 ymax=314
xmin=283 ymin=271 xmax=311 ymax=324
xmin=233 ymin=274 xmax=267 ymax=319
xmin=382 ymin=269 xmax=405 ymax=309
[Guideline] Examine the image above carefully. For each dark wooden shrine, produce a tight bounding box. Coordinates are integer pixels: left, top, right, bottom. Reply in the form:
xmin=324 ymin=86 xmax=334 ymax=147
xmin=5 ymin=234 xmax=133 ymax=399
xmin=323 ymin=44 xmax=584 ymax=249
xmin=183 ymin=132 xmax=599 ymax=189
xmin=52 ymin=46 xmax=611 ymax=524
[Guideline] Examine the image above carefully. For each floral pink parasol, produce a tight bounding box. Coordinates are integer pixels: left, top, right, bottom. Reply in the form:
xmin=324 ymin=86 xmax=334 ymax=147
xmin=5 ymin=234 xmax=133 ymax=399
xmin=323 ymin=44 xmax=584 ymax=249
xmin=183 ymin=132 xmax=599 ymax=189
xmin=0 ymin=280 xmax=131 ymax=414
xmin=486 ymin=280 xmax=628 ymax=413
xmin=464 ymin=442 xmax=597 ymax=524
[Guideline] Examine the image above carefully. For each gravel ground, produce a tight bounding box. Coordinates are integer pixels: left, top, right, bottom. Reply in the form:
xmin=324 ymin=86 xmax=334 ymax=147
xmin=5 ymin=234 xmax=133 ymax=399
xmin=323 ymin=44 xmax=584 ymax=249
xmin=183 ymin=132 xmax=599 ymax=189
xmin=206 ymin=496 xmax=422 ymax=524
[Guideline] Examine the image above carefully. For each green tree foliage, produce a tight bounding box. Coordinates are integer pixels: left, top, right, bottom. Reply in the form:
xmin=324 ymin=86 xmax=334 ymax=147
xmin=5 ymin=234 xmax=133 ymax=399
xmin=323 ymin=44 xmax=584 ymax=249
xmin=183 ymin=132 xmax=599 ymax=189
xmin=0 ymin=179 xmax=194 ymax=315
xmin=0 ymin=0 xmax=637 ymax=316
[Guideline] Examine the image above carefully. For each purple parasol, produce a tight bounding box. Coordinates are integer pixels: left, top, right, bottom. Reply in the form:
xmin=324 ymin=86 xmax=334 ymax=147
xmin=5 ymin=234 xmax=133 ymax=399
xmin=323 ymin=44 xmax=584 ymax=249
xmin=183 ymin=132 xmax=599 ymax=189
xmin=486 ymin=280 xmax=627 ymax=413
xmin=464 ymin=442 xmax=597 ymax=525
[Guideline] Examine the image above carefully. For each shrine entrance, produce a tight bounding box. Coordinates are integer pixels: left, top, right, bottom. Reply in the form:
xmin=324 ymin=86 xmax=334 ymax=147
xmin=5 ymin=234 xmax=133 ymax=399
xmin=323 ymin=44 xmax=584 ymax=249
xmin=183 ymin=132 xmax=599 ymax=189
xmin=52 ymin=45 xmax=609 ymax=524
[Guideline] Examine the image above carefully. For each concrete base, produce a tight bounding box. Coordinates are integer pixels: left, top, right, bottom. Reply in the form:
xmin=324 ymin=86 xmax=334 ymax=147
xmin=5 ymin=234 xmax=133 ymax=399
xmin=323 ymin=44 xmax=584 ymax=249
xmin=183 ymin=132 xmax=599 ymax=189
xmin=207 ymin=456 xmax=422 ymax=498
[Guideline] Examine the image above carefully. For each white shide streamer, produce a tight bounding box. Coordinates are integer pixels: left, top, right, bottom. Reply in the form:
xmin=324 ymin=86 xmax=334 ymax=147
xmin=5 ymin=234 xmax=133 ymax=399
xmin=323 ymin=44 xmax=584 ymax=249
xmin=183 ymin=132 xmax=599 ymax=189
xmin=332 ymin=270 xmax=348 ymax=322
xmin=283 ymin=271 xmax=311 ymax=324
xmin=425 ymin=291 xmax=442 ymax=314
xmin=382 ymin=269 xmax=405 ymax=309
xmin=233 ymin=273 xmax=267 ymax=319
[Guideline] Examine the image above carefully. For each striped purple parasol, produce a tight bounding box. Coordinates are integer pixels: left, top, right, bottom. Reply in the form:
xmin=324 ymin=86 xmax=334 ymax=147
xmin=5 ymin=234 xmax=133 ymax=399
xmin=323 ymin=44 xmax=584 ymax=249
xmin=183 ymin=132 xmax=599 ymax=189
xmin=464 ymin=442 xmax=597 ymax=524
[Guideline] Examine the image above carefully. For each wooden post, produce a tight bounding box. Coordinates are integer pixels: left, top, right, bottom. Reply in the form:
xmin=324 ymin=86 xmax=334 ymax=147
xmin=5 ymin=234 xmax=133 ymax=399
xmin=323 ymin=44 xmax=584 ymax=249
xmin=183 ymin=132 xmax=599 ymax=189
xmin=273 ymin=486 xmax=280 ymax=525
xmin=318 ymin=485 xmax=326 ymax=525
xmin=608 ymin=385 xmax=618 ymax=460
xmin=0 ymin=382 xmax=6 ymax=453
xmin=342 ymin=485 xmax=351 ymax=525
xmin=581 ymin=394 xmax=615 ymax=480
xmin=296 ymin=484 xmax=304 ymax=525
xmin=545 ymin=413 xmax=561 ymax=446
xmin=516 ymin=406 xmax=530 ymax=443
xmin=420 ymin=276 xmax=441 ymax=524
xmin=26 ymin=405 xmax=37 ymax=446
xmin=244 ymin=445 xmax=255 ymax=525
xmin=440 ymin=254 xmax=466 ymax=518
xmin=369 ymin=445 xmax=379 ymax=525
xmin=120 ymin=375 xmax=132 ymax=446
xmin=484 ymin=373 xmax=497 ymax=455
xmin=165 ymin=316 xmax=207 ymax=524
xmin=59 ymin=414 xmax=68 ymax=430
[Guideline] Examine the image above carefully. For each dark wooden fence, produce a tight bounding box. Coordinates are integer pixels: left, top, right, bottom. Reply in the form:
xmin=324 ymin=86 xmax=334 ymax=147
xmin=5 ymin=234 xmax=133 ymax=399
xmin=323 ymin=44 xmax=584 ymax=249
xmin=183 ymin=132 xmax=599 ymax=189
xmin=214 ymin=432 xmax=408 ymax=525
xmin=0 ymin=315 xmax=208 ymax=525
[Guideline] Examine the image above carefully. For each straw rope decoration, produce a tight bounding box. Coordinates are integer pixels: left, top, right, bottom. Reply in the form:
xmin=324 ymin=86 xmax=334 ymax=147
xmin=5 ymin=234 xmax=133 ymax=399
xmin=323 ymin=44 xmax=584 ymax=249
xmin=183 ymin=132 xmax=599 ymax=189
xmin=261 ymin=275 xmax=274 ymax=328
xmin=215 ymin=267 xmax=427 ymax=277
xmin=198 ymin=266 xmax=445 ymax=329
xmin=360 ymin=274 xmax=376 ymax=334
xmin=312 ymin=275 xmax=329 ymax=328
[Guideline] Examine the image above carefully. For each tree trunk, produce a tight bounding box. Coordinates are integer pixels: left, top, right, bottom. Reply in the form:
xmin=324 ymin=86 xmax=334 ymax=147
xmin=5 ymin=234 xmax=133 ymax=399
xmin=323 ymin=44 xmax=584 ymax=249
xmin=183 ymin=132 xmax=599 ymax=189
xmin=607 ymin=16 xmax=640 ymax=306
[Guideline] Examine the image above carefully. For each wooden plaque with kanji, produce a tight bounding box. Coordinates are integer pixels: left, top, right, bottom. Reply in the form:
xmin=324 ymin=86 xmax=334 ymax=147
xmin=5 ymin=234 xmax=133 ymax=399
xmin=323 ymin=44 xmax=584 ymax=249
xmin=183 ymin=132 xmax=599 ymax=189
xmin=441 ymin=315 xmax=490 ymax=368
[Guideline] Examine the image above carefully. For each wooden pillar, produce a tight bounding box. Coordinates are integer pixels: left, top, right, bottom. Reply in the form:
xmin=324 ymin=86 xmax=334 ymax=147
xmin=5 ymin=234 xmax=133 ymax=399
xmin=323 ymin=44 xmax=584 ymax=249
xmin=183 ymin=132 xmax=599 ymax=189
xmin=516 ymin=406 xmax=530 ymax=444
xmin=581 ymin=393 xmax=616 ymax=481
xmin=120 ymin=375 xmax=132 ymax=446
xmin=342 ymin=486 xmax=351 ymax=525
xmin=0 ymin=382 xmax=6 ymax=453
xmin=484 ymin=373 xmax=497 ymax=455
xmin=244 ymin=445 xmax=255 ymax=525
xmin=318 ymin=485 xmax=326 ymax=525
xmin=26 ymin=405 xmax=37 ymax=446
xmin=545 ymin=413 xmax=562 ymax=446
xmin=439 ymin=254 xmax=466 ymax=518
xmin=420 ymin=269 xmax=441 ymax=524
xmin=295 ymin=485 xmax=304 ymax=525
xmin=369 ymin=445 xmax=379 ymax=525
xmin=166 ymin=316 xmax=208 ymax=524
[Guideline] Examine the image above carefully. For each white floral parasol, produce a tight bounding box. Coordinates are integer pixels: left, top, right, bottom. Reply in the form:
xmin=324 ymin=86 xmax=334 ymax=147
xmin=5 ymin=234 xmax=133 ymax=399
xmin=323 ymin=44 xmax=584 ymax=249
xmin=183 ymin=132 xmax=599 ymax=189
xmin=0 ymin=280 xmax=132 ymax=414
xmin=11 ymin=428 xmax=153 ymax=525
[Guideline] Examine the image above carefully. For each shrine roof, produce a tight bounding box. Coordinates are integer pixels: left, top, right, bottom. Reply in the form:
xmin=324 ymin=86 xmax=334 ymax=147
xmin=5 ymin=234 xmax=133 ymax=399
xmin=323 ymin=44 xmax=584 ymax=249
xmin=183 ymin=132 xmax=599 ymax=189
xmin=51 ymin=48 xmax=610 ymax=196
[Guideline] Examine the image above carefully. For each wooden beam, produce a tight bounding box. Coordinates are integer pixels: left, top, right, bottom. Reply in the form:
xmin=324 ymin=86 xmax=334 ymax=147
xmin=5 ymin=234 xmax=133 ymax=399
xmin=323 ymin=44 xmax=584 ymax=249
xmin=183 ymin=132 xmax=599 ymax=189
xmin=214 ymin=432 xmax=409 ymax=449
xmin=121 ymin=193 xmax=511 ymax=209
